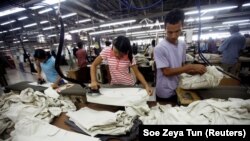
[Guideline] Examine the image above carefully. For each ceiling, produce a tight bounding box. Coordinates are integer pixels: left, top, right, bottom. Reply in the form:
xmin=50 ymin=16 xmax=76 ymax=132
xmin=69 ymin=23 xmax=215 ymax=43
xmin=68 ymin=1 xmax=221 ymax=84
xmin=0 ymin=0 xmax=250 ymax=49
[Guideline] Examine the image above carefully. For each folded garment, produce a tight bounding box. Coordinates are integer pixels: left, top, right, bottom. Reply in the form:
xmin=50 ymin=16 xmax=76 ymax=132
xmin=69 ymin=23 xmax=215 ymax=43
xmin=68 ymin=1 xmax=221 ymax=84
xmin=66 ymin=107 xmax=136 ymax=136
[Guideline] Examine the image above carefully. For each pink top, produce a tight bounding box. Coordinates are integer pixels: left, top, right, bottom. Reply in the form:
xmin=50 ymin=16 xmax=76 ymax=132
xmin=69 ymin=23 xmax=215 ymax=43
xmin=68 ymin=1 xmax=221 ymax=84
xmin=100 ymin=47 xmax=136 ymax=85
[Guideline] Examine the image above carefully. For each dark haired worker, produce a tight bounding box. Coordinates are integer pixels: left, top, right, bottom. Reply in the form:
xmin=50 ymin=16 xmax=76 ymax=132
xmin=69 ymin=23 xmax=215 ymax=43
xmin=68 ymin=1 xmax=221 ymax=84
xmin=218 ymin=25 xmax=246 ymax=75
xmin=90 ymin=36 xmax=153 ymax=96
xmin=154 ymin=9 xmax=206 ymax=100
xmin=34 ymin=49 xmax=64 ymax=88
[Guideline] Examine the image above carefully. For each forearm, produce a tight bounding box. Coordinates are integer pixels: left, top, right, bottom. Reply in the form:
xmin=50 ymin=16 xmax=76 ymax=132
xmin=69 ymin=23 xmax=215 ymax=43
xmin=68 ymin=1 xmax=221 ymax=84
xmin=162 ymin=66 xmax=189 ymax=76
xmin=136 ymin=72 xmax=149 ymax=88
xmin=54 ymin=76 xmax=62 ymax=85
xmin=90 ymin=65 xmax=97 ymax=83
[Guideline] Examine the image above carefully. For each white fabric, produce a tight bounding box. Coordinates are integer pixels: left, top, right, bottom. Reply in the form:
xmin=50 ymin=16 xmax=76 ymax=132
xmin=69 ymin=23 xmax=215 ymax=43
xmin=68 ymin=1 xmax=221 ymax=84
xmin=179 ymin=66 xmax=223 ymax=89
xmin=186 ymin=54 xmax=194 ymax=62
xmin=44 ymin=87 xmax=60 ymax=99
xmin=67 ymin=107 xmax=136 ymax=136
xmin=0 ymin=88 xmax=76 ymax=139
xmin=87 ymin=88 xmax=149 ymax=106
xmin=11 ymin=117 xmax=100 ymax=141
xmin=138 ymin=98 xmax=250 ymax=125
xmin=29 ymin=82 xmax=53 ymax=88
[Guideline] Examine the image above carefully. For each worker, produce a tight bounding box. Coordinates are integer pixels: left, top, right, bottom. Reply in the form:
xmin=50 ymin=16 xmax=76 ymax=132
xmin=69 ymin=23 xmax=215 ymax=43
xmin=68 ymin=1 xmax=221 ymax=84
xmin=154 ymin=9 xmax=206 ymax=100
xmin=90 ymin=36 xmax=153 ymax=96
xmin=75 ymin=41 xmax=89 ymax=83
xmin=218 ymin=25 xmax=246 ymax=75
xmin=34 ymin=49 xmax=64 ymax=88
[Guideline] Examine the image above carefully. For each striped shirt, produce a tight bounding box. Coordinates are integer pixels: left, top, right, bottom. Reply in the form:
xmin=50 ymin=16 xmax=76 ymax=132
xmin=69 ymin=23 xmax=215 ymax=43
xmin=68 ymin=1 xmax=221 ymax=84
xmin=100 ymin=47 xmax=136 ymax=85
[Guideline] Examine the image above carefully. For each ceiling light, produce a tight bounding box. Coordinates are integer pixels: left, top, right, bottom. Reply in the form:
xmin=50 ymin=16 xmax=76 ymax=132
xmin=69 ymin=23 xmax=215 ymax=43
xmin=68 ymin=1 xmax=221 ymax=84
xmin=0 ymin=7 xmax=26 ymax=17
xmin=222 ymin=19 xmax=250 ymax=24
xmin=38 ymin=8 xmax=52 ymax=14
xmin=48 ymin=34 xmax=57 ymax=37
xmin=0 ymin=30 xmax=8 ymax=34
xmin=1 ymin=20 xmax=15 ymax=25
xmin=0 ymin=41 xmax=3 ymax=43
xmin=61 ymin=13 xmax=77 ymax=19
xmin=89 ymin=29 xmax=113 ymax=35
xmin=40 ymin=21 xmax=49 ymax=24
xmin=76 ymin=19 xmax=91 ymax=24
xmin=18 ymin=16 xmax=28 ymax=21
xmin=185 ymin=16 xmax=214 ymax=22
xmin=29 ymin=5 xmax=44 ymax=10
xmin=192 ymin=26 xmax=212 ymax=30
xmin=24 ymin=23 xmax=37 ymax=28
xmin=239 ymin=23 xmax=250 ymax=26
xmin=69 ymin=27 xmax=98 ymax=33
xmin=126 ymin=29 xmax=164 ymax=35
xmin=243 ymin=3 xmax=250 ymax=7
xmin=9 ymin=27 xmax=21 ymax=32
xmin=185 ymin=6 xmax=237 ymax=15
xmin=42 ymin=0 xmax=66 ymax=5
xmin=43 ymin=26 xmax=55 ymax=30
xmin=37 ymin=34 xmax=44 ymax=37
xmin=114 ymin=25 xmax=142 ymax=32
xmin=100 ymin=20 xmax=136 ymax=27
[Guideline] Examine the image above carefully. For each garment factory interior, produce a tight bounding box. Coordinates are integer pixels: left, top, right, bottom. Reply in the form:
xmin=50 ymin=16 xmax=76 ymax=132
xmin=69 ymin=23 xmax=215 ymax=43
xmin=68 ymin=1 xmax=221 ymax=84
xmin=0 ymin=0 xmax=250 ymax=140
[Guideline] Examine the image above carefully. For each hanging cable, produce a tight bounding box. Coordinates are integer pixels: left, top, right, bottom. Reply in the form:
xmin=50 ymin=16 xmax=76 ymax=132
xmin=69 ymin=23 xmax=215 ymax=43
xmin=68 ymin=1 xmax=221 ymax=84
xmin=54 ymin=1 xmax=86 ymax=88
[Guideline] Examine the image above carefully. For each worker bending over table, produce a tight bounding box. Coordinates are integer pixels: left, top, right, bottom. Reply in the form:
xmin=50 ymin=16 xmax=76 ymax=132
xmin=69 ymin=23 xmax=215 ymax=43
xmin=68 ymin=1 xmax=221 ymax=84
xmin=90 ymin=36 xmax=153 ymax=96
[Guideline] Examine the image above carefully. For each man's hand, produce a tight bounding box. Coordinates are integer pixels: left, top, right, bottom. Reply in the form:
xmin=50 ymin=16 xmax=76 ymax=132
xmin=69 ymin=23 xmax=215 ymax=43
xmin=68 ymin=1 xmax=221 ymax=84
xmin=185 ymin=64 xmax=206 ymax=75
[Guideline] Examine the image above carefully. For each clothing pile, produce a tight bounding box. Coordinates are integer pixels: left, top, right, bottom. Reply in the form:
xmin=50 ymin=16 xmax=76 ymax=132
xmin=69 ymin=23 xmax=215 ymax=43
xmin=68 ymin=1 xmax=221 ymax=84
xmin=179 ymin=66 xmax=223 ymax=89
xmin=10 ymin=117 xmax=100 ymax=141
xmin=0 ymin=88 xmax=76 ymax=140
xmin=195 ymin=53 xmax=222 ymax=63
xmin=186 ymin=54 xmax=194 ymax=62
xmin=137 ymin=98 xmax=250 ymax=124
xmin=66 ymin=107 xmax=137 ymax=137
xmin=134 ymin=54 xmax=149 ymax=66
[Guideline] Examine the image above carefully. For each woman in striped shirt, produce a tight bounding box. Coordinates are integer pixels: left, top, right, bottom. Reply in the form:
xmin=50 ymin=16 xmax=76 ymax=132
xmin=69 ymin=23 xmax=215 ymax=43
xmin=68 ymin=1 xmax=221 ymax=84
xmin=90 ymin=36 xmax=152 ymax=96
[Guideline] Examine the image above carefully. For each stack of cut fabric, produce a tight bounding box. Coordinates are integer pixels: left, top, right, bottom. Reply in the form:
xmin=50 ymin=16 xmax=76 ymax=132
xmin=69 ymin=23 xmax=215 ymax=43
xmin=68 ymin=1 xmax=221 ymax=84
xmin=179 ymin=66 xmax=223 ymax=89
xmin=66 ymin=107 xmax=137 ymax=137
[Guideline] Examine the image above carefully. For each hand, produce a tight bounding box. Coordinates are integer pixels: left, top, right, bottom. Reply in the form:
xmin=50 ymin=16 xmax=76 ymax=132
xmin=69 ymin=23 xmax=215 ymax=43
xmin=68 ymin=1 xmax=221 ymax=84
xmin=51 ymin=83 xmax=59 ymax=89
xmin=145 ymin=85 xmax=153 ymax=96
xmin=90 ymin=81 xmax=100 ymax=90
xmin=37 ymin=74 xmax=43 ymax=80
xmin=187 ymin=64 xmax=206 ymax=75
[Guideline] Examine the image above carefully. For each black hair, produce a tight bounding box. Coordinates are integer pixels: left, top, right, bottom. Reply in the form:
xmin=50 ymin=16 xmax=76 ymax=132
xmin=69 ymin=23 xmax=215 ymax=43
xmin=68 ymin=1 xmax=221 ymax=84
xmin=105 ymin=41 xmax=111 ymax=46
xmin=113 ymin=36 xmax=133 ymax=63
xmin=34 ymin=49 xmax=51 ymax=61
xmin=229 ymin=25 xmax=240 ymax=34
xmin=77 ymin=41 xmax=83 ymax=49
xmin=34 ymin=49 xmax=46 ymax=60
xmin=152 ymin=39 xmax=156 ymax=47
xmin=164 ymin=9 xmax=185 ymax=27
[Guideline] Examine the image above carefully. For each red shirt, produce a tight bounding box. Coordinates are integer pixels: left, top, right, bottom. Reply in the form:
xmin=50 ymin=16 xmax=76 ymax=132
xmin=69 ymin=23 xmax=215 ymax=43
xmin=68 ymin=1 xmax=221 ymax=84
xmin=100 ymin=48 xmax=136 ymax=85
xmin=76 ymin=48 xmax=87 ymax=68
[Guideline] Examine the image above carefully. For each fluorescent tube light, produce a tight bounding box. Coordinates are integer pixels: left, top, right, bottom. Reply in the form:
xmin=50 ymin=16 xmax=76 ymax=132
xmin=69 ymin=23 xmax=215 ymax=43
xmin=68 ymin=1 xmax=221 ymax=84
xmin=9 ymin=27 xmax=21 ymax=32
xmin=222 ymin=19 xmax=250 ymax=24
xmin=24 ymin=23 xmax=37 ymax=28
xmin=37 ymin=34 xmax=44 ymax=37
xmin=89 ymin=29 xmax=113 ymax=35
xmin=185 ymin=16 xmax=214 ymax=22
xmin=243 ymin=3 xmax=250 ymax=7
xmin=40 ymin=21 xmax=49 ymax=24
xmin=69 ymin=27 xmax=98 ymax=33
xmin=29 ymin=5 xmax=44 ymax=10
xmin=62 ymin=13 xmax=77 ymax=19
xmin=0 ymin=7 xmax=26 ymax=17
xmin=43 ymin=26 xmax=55 ymax=30
xmin=239 ymin=23 xmax=250 ymax=26
xmin=39 ymin=8 xmax=52 ymax=14
xmin=48 ymin=34 xmax=57 ymax=37
xmin=114 ymin=25 xmax=142 ymax=32
xmin=18 ymin=16 xmax=28 ymax=21
xmin=1 ymin=20 xmax=15 ymax=25
xmin=43 ymin=0 xmax=66 ymax=5
xmin=100 ymin=20 xmax=136 ymax=27
xmin=76 ymin=19 xmax=91 ymax=24
xmin=185 ymin=6 xmax=237 ymax=15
